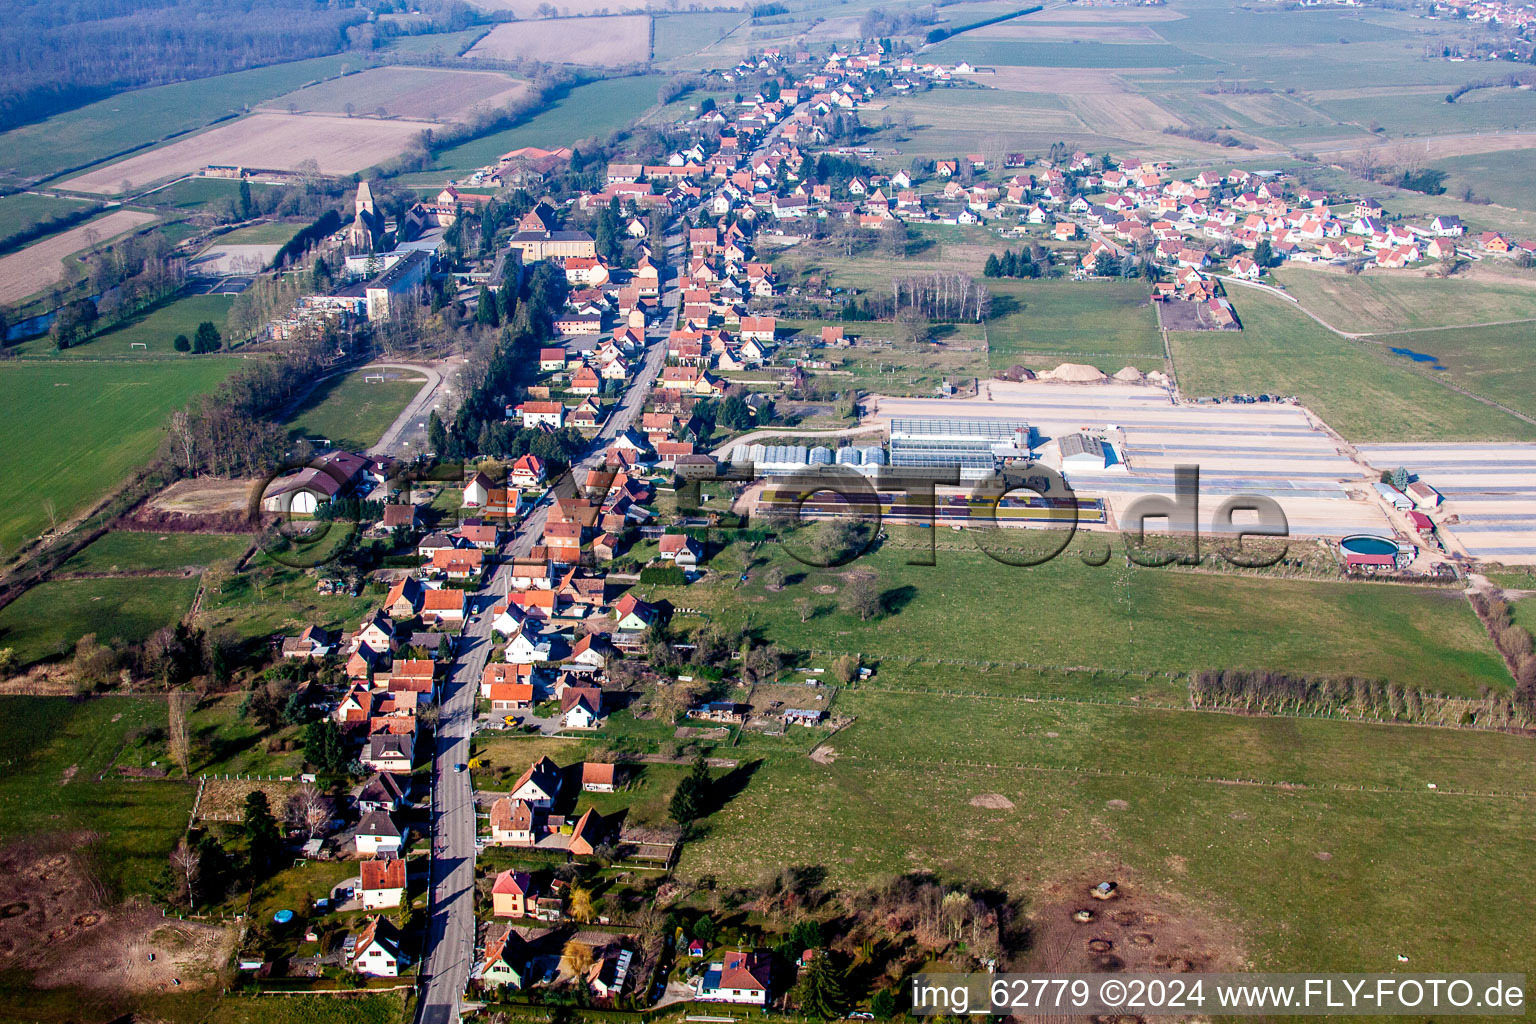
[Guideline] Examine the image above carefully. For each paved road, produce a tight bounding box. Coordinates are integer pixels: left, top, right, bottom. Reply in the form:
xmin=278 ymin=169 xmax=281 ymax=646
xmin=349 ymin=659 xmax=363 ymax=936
xmin=414 ymin=230 xmax=682 ymax=1024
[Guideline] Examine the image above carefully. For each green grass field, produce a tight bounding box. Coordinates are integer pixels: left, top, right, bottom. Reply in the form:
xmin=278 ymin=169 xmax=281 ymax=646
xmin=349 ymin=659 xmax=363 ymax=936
xmin=0 ymin=192 xmax=95 ymax=241
xmin=589 ymin=530 xmax=1536 ymax=979
xmin=197 ymin=559 xmax=380 ymax=644
xmin=0 ymin=55 xmax=358 ymax=184
xmin=215 ymin=221 xmax=302 ymax=245
xmin=640 ymin=537 xmax=1509 ymax=694
xmin=652 ymin=12 xmax=745 ymax=62
xmin=1321 ymin=88 xmax=1536 ymax=139
xmin=1154 ymin=7 xmax=1409 ymax=45
xmin=13 ymin=293 xmax=236 ymax=358
xmin=926 ymin=38 xmax=1217 ymax=67
xmin=208 ymin=992 xmax=406 ymax=1024
xmin=60 ymin=531 xmax=249 ymax=574
xmin=0 ymin=576 xmax=200 ymax=664
xmin=284 ymin=368 xmax=425 ymax=450
xmin=1431 ymin=146 xmax=1536 ymax=212
xmin=0 ymin=358 xmax=240 ymax=552
xmin=0 ymin=696 xmax=194 ymax=897
xmin=402 ymin=76 xmax=666 ymax=180
xmin=1274 ymin=268 xmax=1536 ymax=334
xmin=139 ymin=176 xmax=271 ymax=211
xmin=1169 ymin=288 xmax=1536 ymax=442
xmin=1364 ymin=321 xmax=1536 ymax=423
xmin=985 ymin=278 xmax=1165 ymax=371
xmin=682 ymin=702 xmax=1536 ymax=976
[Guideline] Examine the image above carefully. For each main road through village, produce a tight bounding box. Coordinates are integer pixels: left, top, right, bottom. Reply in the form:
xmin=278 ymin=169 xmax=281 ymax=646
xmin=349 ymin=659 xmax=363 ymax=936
xmin=414 ymin=228 xmax=682 ymax=1024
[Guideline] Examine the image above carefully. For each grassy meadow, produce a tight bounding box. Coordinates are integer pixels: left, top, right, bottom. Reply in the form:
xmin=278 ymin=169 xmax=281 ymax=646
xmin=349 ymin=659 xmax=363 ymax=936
xmin=985 ymin=278 xmax=1165 ymax=371
xmin=1365 ymin=321 xmax=1536 ymax=424
xmin=0 ymin=192 xmax=95 ymax=241
xmin=1169 ymin=289 xmax=1536 ymax=442
xmin=283 ymin=367 xmax=426 ymax=450
xmin=1274 ymin=267 xmax=1536 ymax=334
xmin=59 ymin=531 xmax=249 ymax=575
xmin=0 ymin=696 xmax=194 ymax=897
xmin=0 ymin=576 xmax=201 ymax=664
xmin=682 ymin=713 xmax=1535 ymax=977
xmin=400 ymin=76 xmax=666 ymax=181
xmin=12 ymin=293 xmax=236 ymax=358
xmin=0 ymin=358 xmax=241 ymax=553
xmin=638 ymin=537 xmax=1510 ymax=694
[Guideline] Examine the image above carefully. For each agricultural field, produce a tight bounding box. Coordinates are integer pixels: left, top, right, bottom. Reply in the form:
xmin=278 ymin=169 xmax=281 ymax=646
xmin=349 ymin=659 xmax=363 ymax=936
xmin=641 ymin=538 xmax=1510 ymax=694
xmin=0 ymin=209 xmax=159 ymax=305
xmin=1364 ymin=321 xmax=1536 ymax=424
xmin=925 ymin=39 xmax=1215 ymax=68
xmin=1274 ymin=266 xmax=1536 ymax=334
xmin=464 ymin=15 xmax=652 ymax=66
xmin=213 ymin=221 xmax=303 ymax=245
xmin=461 ymin=0 xmax=725 ymax=15
xmin=651 ymin=11 xmax=745 ymax=63
xmin=59 ymin=113 xmax=432 ymax=196
xmin=984 ymin=278 xmax=1165 ymax=372
xmin=0 ymin=192 xmax=95 ymax=243
xmin=137 ymin=176 xmax=269 ymax=212
xmin=58 ymin=531 xmax=249 ymax=575
xmin=682 ymin=694 xmax=1536 ymax=976
xmin=13 ymin=293 xmax=236 ymax=358
xmin=208 ymin=992 xmax=407 ymax=1024
xmin=0 ymin=576 xmax=200 ymax=665
xmin=283 ymin=367 xmax=428 ymax=450
xmin=196 ymin=559 xmax=381 ymax=645
xmin=1431 ymin=145 xmax=1536 ymax=211
xmin=260 ymin=65 xmax=529 ymax=122
xmin=768 ymin=233 xmax=995 ymax=294
xmin=1168 ymin=288 xmax=1536 ymax=442
xmin=410 ymin=77 xmax=666 ymax=179
xmin=0 ymin=359 xmax=240 ymax=553
xmin=0 ymin=697 xmax=195 ymax=896
xmin=0 ymin=55 xmax=356 ymax=186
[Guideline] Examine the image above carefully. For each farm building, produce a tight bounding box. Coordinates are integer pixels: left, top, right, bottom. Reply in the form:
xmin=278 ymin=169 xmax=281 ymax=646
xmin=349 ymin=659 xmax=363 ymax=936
xmin=887 ymin=417 xmax=1031 ymax=480
xmin=1059 ymin=433 xmax=1114 ymax=471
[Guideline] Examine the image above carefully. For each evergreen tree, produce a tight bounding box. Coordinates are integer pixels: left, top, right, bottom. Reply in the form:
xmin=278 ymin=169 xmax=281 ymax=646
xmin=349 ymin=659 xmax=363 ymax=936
xmin=794 ymin=952 xmax=847 ymax=1020
xmin=243 ymin=790 xmax=282 ymax=877
xmin=193 ymin=320 xmax=222 ymax=353
xmin=669 ymin=755 xmax=712 ymax=826
xmin=871 ymin=989 xmax=897 ymax=1019
xmin=238 ymin=178 xmax=255 ymax=219
xmin=477 ymin=285 xmax=499 ymax=326
xmin=173 ymin=333 xmax=191 ymax=352
xmin=428 ymin=411 xmax=450 ymax=456
xmin=982 ymin=253 xmax=1000 ymax=278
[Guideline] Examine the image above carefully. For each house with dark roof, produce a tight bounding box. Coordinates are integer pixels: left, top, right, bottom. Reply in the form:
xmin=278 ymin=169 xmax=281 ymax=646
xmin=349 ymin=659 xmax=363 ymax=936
xmin=355 ymin=809 xmax=406 ymax=857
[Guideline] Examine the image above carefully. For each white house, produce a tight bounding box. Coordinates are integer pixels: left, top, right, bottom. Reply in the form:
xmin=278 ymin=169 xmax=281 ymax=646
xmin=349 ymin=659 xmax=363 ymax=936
xmin=364 ymin=733 xmax=414 ymax=773
xmin=355 ymin=809 xmax=406 ymax=857
xmin=352 ymin=917 xmax=406 ymax=977
xmin=510 ymin=756 xmax=563 ymax=809
xmin=658 ymin=533 xmax=701 ymax=568
xmin=695 ymin=951 xmax=770 ymax=1004
xmin=505 ymin=625 xmax=553 ymax=664
xmin=359 ymin=857 xmax=406 ymax=910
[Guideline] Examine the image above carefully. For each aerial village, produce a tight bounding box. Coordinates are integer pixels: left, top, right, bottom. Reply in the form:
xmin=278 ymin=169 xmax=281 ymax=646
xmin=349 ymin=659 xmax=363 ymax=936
xmin=206 ymin=29 xmax=1536 ymax=1009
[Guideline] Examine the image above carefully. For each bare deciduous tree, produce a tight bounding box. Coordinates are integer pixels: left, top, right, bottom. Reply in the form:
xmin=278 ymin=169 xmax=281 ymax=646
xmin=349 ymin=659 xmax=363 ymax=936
xmin=168 ymin=690 xmax=192 ymax=777
xmin=169 ymin=837 xmax=201 ymax=909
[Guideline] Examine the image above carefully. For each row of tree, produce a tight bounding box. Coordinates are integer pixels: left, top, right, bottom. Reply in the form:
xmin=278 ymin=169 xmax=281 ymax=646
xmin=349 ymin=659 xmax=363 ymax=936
xmin=1190 ymin=666 xmax=1534 ymax=729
